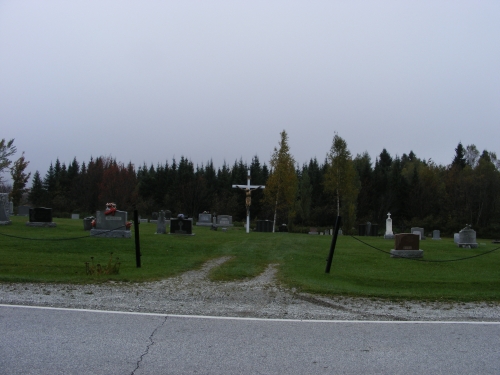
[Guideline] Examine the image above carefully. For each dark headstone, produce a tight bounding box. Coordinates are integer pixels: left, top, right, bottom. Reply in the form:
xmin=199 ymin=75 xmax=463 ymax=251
xmin=256 ymin=220 xmax=273 ymax=232
xmin=170 ymin=218 xmax=194 ymax=235
xmin=152 ymin=212 xmax=158 ymax=220
xmin=395 ymin=233 xmax=419 ymax=250
xmin=390 ymin=233 xmax=423 ymax=258
xmin=29 ymin=207 xmax=52 ymax=223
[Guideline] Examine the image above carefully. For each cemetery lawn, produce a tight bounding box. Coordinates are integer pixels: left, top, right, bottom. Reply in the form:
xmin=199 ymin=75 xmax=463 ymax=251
xmin=1 ymin=216 xmax=499 ymax=302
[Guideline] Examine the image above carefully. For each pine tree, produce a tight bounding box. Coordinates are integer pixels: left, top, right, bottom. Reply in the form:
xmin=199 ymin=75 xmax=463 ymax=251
xmin=28 ymin=170 xmax=45 ymax=206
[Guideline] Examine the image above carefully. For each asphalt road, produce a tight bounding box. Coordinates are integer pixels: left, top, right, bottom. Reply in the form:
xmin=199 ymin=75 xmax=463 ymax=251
xmin=1 ymin=305 xmax=499 ymax=375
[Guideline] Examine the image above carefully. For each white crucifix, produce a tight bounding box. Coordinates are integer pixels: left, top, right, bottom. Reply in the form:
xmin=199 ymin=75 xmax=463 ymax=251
xmin=232 ymin=169 xmax=265 ymax=233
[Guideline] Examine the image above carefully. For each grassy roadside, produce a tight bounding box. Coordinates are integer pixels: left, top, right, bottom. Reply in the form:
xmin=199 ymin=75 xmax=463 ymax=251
xmin=1 ymin=216 xmax=499 ymax=302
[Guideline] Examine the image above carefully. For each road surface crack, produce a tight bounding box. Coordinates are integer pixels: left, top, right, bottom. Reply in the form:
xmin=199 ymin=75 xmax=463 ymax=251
xmin=131 ymin=316 xmax=168 ymax=375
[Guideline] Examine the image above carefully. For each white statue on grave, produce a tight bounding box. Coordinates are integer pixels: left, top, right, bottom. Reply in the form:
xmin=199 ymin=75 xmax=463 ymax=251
xmin=384 ymin=212 xmax=394 ymax=239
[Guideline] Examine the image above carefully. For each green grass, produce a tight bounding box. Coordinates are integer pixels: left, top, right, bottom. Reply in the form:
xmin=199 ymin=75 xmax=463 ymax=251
xmin=1 ymin=216 xmax=499 ymax=302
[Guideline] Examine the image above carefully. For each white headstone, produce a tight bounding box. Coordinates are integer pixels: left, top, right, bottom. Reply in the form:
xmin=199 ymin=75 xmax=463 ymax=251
xmin=432 ymin=230 xmax=441 ymax=240
xmin=384 ymin=212 xmax=395 ymax=239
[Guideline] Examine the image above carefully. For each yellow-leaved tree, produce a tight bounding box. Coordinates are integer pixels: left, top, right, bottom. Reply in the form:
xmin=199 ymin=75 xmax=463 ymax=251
xmin=264 ymin=130 xmax=297 ymax=232
xmin=324 ymin=133 xmax=359 ymax=234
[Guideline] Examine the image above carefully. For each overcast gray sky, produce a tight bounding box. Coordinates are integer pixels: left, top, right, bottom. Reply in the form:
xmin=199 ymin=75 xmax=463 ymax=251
xmin=1 ymin=0 xmax=499 ymax=182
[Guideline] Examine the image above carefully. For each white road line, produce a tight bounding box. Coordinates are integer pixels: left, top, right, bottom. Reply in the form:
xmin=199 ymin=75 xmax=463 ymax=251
xmin=1 ymin=304 xmax=499 ymax=324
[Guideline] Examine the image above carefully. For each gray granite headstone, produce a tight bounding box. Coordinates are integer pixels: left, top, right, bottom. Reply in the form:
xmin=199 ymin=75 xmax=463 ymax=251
xmin=366 ymin=222 xmax=371 ymax=237
xmin=458 ymin=225 xmax=478 ymax=248
xmin=432 ymin=230 xmax=441 ymax=240
xmin=0 ymin=201 xmax=11 ymax=224
xmin=454 ymin=233 xmax=459 ymax=244
xmin=90 ymin=210 xmax=131 ymax=238
xmin=0 ymin=193 xmax=11 ymax=217
xmin=216 ymin=215 xmax=233 ymax=227
xmin=196 ymin=213 xmax=212 ymax=226
xmin=71 ymin=213 xmax=80 ymax=219
xmin=411 ymin=227 xmax=425 ymax=240
xmin=156 ymin=210 xmax=167 ymax=234
xmin=18 ymin=205 xmax=30 ymax=216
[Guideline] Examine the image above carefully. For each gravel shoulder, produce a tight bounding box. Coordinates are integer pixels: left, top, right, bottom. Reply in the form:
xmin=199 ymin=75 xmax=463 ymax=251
xmin=1 ymin=257 xmax=499 ymax=321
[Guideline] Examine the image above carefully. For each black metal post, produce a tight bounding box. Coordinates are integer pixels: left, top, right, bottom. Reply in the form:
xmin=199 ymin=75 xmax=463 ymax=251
xmin=133 ymin=209 xmax=141 ymax=268
xmin=325 ymin=216 xmax=342 ymax=273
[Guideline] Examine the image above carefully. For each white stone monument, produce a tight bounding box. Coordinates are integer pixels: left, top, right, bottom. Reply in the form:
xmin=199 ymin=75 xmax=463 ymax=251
xmin=384 ymin=212 xmax=394 ymax=239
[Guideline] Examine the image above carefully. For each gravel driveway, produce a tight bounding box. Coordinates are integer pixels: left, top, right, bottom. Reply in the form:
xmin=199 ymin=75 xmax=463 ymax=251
xmin=1 ymin=257 xmax=498 ymax=321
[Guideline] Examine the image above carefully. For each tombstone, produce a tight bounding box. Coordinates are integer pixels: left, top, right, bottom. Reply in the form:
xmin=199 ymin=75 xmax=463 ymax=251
xmin=90 ymin=207 xmax=131 ymax=238
xmin=170 ymin=217 xmax=194 ymax=235
xmin=308 ymin=227 xmax=318 ymax=235
xmin=390 ymin=233 xmax=423 ymax=258
xmin=384 ymin=213 xmax=395 ymax=239
xmin=164 ymin=210 xmax=172 ymax=220
xmin=256 ymin=220 xmax=273 ymax=232
xmin=0 ymin=200 xmax=11 ymax=225
xmin=18 ymin=205 xmax=30 ymax=216
xmin=457 ymin=225 xmax=478 ymax=248
xmin=139 ymin=218 xmax=148 ymax=224
xmin=196 ymin=213 xmax=213 ymax=226
xmin=0 ymin=193 xmax=12 ymax=217
xmin=71 ymin=213 xmax=80 ymax=220
xmin=337 ymin=229 xmax=342 ymax=236
xmin=83 ymin=216 xmax=94 ymax=231
xmin=26 ymin=207 xmax=56 ymax=227
xmin=366 ymin=222 xmax=372 ymax=236
xmin=152 ymin=212 xmax=159 ymax=220
xmin=454 ymin=233 xmax=460 ymax=244
xmin=156 ymin=210 xmax=167 ymax=234
xmin=432 ymin=230 xmax=441 ymax=240
xmin=216 ymin=215 xmax=233 ymax=227
xmin=411 ymin=227 xmax=425 ymax=240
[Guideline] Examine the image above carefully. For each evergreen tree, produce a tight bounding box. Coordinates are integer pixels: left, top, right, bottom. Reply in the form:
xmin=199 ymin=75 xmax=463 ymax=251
xmin=28 ymin=170 xmax=45 ymax=206
xmin=451 ymin=142 xmax=466 ymax=169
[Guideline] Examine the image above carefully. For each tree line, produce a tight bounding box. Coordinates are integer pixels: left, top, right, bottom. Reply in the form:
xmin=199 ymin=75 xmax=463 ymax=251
xmin=2 ymin=135 xmax=500 ymax=237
